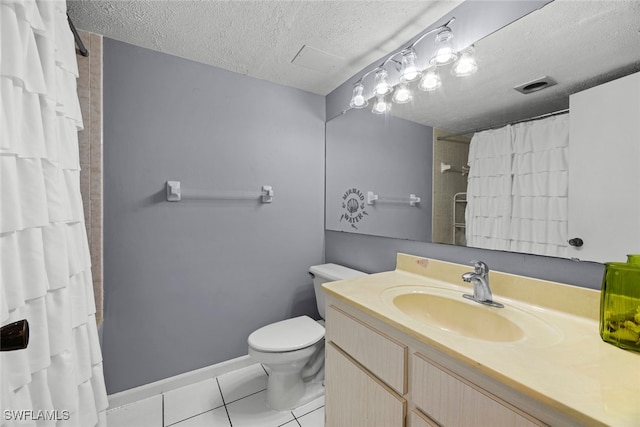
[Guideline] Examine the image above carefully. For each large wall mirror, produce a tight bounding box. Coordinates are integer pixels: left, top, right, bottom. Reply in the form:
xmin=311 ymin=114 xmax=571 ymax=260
xmin=325 ymin=1 xmax=640 ymax=263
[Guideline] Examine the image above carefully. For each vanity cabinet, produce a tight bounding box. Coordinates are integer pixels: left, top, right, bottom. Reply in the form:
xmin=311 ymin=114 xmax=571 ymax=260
xmin=325 ymin=343 xmax=406 ymax=426
xmin=325 ymin=305 xmax=407 ymax=426
xmin=325 ymin=305 xmax=407 ymax=394
xmin=411 ymin=353 xmax=543 ymax=427
xmin=325 ymin=301 xmax=547 ymax=427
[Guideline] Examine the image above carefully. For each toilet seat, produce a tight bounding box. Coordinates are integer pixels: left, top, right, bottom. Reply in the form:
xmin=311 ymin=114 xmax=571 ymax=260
xmin=248 ymin=315 xmax=324 ymax=352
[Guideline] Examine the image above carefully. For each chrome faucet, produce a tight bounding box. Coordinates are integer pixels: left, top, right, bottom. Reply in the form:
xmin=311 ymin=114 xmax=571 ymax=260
xmin=462 ymin=261 xmax=504 ymax=308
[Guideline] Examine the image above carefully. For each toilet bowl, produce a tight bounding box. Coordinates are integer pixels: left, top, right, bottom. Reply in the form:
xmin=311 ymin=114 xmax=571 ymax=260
xmin=247 ymin=264 xmax=365 ymax=411
xmin=248 ymin=316 xmax=325 ymax=410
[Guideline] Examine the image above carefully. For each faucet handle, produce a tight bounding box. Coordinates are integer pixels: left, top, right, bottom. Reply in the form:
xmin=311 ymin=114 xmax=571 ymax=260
xmin=470 ymin=260 xmax=489 ymax=275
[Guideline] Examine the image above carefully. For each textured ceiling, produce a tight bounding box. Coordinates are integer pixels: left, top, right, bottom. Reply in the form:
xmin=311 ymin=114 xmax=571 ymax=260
xmin=67 ymin=1 xmax=640 ymax=131
xmin=67 ymin=0 xmax=462 ymax=95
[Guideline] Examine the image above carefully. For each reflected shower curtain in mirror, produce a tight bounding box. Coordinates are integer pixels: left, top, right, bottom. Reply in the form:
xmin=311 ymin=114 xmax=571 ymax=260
xmin=0 ymin=1 xmax=108 ymax=426
xmin=466 ymin=115 xmax=569 ymax=258
xmin=466 ymin=126 xmax=514 ymax=251
xmin=509 ymin=115 xmax=569 ymax=257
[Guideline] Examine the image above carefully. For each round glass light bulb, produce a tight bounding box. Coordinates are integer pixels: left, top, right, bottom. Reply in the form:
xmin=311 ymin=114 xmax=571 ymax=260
xmin=418 ymin=68 xmax=441 ymax=92
xmin=392 ymin=83 xmax=412 ymax=104
xmin=451 ymin=47 xmax=478 ymax=77
xmin=374 ymin=69 xmax=392 ymax=96
xmin=400 ymin=50 xmax=421 ymax=82
xmin=349 ymin=83 xmax=368 ymax=108
xmin=430 ymin=28 xmax=457 ymax=66
xmin=352 ymin=95 xmax=366 ymax=107
xmin=372 ymin=96 xmax=389 ymax=114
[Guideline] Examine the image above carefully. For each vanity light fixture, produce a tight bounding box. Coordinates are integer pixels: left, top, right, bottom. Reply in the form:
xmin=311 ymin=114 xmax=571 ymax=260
xmin=349 ymin=82 xmax=368 ymax=108
xmin=374 ymin=69 xmax=393 ymax=96
xmin=451 ymin=45 xmax=478 ymax=77
xmin=347 ymin=17 xmax=478 ymax=114
xmin=372 ymin=95 xmax=391 ymax=114
xmin=430 ymin=27 xmax=457 ymax=66
xmin=392 ymin=82 xmax=412 ymax=104
xmin=418 ymin=67 xmax=442 ymax=91
xmin=400 ymin=49 xmax=421 ymax=82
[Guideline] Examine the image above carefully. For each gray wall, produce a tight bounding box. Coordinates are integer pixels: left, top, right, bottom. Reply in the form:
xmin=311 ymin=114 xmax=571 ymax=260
xmin=326 ymin=109 xmax=432 ymax=241
xmin=103 ymin=39 xmax=325 ymax=393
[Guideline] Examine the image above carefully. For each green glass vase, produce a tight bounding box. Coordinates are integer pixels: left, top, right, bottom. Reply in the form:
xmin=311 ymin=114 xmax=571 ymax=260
xmin=599 ymin=262 xmax=640 ymax=352
xmin=627 ymin=254 xmax=640 ymax=265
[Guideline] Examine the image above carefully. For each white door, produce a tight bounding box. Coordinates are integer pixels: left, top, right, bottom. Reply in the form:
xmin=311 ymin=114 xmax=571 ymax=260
xmin=568 ymin=72 xmax=640 ymax=263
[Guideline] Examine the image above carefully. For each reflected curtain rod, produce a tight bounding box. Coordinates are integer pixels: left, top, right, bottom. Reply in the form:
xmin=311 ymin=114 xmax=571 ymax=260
xmin=437 ymin=108 xmax=569 ymax=142
xmin=67 ymin=14 xmax=89 ymax=57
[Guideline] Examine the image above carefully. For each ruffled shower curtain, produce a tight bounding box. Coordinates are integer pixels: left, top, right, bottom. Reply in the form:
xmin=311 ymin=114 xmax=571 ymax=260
xmin=0 ymin=0 xmax=108 ymax=426
xmin=466 ymin=115 xmax=569 ymax=257
xmin=465 ymin=125 xmax=514 ymax=251
xmin=509 ymin=115 xmax=569 ymax=257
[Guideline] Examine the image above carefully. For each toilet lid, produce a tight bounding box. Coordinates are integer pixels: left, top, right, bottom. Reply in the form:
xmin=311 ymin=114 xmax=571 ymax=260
xmin=248 ymin=316 xmax=324 ymax=352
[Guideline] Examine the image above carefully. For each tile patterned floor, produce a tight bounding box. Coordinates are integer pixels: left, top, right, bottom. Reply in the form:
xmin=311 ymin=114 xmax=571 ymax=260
xmin=107 ymin=363 xmax=324 ymax=427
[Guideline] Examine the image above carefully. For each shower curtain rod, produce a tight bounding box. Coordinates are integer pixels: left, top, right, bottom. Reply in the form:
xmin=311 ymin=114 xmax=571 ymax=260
xmin=437 ymin=108 xmax=569 ymax=142
xmin=67 ymin=14 xmax=89 ymax=57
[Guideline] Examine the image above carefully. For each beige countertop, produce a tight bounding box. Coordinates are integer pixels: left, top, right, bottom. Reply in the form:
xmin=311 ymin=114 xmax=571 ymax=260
xmin=323 ymin=253 xmax=640 ymax=427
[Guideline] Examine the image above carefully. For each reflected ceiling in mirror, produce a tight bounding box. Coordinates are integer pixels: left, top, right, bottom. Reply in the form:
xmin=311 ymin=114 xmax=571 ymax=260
xmin=389 ymin=1 xmax=640 ymax=133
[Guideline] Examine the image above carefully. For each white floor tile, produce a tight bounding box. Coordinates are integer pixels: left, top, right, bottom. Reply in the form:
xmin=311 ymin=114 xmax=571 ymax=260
xmin=279 ymin=421 xmax=300 ymax=427
xmin=164 ymin=378 xmax=224 ymax=426
xmin=172 ymin=407 xmax=231 ymax=427
xmin=226 ymin=390 xmax=295 ymax=427
xmin=292 ymin=395 xmax=324 ymax=418
xmin=217 ymin=363 xmax=267 ymax=403
xmin=297 ymin=407 xmax=324 ymax=427
xmin=107 ymin=394 xmax=163 ymax=427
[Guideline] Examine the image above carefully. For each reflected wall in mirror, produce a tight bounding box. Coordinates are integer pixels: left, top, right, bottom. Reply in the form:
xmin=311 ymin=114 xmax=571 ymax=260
xmin=325 ymin=1 xmax=640 ymax=263
xmin=431 ymin=129 xmax=470 ymax=247
xmin=325 ymin=108 xmax=433 ymax=241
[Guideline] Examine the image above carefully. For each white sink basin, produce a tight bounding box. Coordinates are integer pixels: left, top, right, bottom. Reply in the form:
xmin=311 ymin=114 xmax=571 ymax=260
xmin=392 ymin=292 xmax=523 ymax=342
xmin=381 ymin=286 xmax=562 ymax=346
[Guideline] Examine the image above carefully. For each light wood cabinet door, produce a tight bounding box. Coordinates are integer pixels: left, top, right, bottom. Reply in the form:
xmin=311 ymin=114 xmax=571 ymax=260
xmin=411 ymin=353 xmax=544 ymax=427
xmin=409 ymin=409 xmax=440 ymax=427
xmin=326 ymin=305 xmax=407 ymax=395
xmin=325 ymin=342 xmax=406 ymax=427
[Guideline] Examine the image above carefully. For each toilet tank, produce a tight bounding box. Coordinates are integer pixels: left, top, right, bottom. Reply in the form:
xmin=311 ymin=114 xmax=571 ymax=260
xmin=309 ymin=263 xmax=365 ymax=319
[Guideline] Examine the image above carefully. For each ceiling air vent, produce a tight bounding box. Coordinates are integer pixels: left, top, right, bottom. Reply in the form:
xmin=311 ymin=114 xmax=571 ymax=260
xmin=514 ymin=76 xmax=557 ymax=94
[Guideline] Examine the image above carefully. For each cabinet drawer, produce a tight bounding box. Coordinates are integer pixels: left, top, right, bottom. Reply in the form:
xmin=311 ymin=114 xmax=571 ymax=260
xmin=326 ymin=343 xmax=406 ymax=427
xmin=412 ymin=353 xmax=545 ymax=427
xmin=326 ymin=305 xmax=407 ymax=395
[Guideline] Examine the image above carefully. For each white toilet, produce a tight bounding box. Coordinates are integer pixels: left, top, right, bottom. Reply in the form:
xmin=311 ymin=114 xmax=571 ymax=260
xmin=247 ymin=263 xmax=365 ymax=411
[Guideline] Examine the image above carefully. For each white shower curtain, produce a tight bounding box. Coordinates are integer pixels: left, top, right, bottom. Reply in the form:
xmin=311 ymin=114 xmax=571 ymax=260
xmin=466 ymin=115 xmax=569 ymax=257
xmin=0 ymin=0 xmax=108 ymax=426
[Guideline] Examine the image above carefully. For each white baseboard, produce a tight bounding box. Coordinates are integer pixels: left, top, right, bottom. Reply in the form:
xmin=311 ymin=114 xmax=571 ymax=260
xmin=108 ymin=355 xmax=255 ymax=409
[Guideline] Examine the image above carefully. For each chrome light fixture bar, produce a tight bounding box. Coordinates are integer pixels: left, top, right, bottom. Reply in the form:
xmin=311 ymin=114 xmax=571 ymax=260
xmin=348 ymin=17 xmax=478 ymax=114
